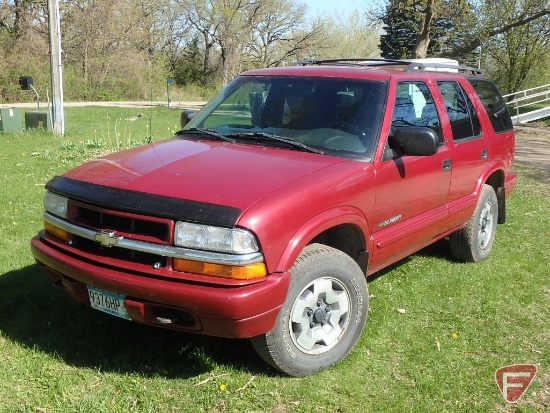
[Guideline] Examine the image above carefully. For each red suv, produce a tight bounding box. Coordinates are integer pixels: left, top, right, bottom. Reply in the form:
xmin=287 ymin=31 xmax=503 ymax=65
xmin=31 ymin=59 xmax=517 ymax=376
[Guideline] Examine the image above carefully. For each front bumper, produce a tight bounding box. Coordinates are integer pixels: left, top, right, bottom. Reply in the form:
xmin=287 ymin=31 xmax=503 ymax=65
xmin=30 ymin=235 xmax=290 ymax=339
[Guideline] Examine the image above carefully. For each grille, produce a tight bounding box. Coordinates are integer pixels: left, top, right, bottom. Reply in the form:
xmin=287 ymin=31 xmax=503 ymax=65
xmin=68 ymin=200 xmax=173 ymax=244
xmin=58 ymin=200 xmax=174 ymax=272
xmin=74 ymin=237 xmax=168 ymax=268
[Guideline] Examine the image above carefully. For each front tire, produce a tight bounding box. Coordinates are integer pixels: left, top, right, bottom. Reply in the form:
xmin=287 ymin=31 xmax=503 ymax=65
xmin=450 ymin=184 xmax=498 ymax=262
xmin=251 ymin=244 xmax=368 ymax=377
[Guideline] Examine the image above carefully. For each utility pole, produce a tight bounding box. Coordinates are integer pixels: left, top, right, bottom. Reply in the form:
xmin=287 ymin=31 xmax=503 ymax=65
xmin=48 ymin=0 xmax=64 ymax=135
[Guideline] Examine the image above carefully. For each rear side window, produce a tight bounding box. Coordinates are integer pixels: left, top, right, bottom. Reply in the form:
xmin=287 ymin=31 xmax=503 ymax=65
xmin=468 ymin=79 xmax=513 ymax=133
xmin=437 ymin=81 xmax=481 ymax=141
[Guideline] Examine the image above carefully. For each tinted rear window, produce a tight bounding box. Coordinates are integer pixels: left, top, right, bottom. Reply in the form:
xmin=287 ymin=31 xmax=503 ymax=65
xmin=468 ymin=79 xmax=513 ymax=133
xmin=437 ymin=81 xmax=481 ymax=141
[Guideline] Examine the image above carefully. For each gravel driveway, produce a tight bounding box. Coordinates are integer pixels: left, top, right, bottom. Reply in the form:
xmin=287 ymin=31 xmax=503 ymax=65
xmin=514 ymin=126 xmax=550 ymax=180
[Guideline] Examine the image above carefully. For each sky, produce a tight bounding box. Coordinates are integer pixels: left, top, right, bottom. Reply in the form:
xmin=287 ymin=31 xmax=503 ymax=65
xmin=297 ymin=0 xmax=368 ymax=19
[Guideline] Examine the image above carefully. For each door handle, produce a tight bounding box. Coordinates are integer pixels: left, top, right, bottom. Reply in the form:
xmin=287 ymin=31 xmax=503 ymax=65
xmin=442 ymin=158 xmax=452 ymax=171
xmin=481 ymin=149 xmax=488 ymax=159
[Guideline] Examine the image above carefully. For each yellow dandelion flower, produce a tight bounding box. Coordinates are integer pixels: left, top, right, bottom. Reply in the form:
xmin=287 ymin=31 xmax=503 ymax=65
xmin=451 ymin=332 xmax=458 ymax=339
xmin=219 ymin=383 xmax=227 ymax=391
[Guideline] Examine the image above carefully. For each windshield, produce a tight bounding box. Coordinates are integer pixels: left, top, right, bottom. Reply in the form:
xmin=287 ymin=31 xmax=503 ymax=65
xmin=185 ymin=75 xmax=388 ymax=160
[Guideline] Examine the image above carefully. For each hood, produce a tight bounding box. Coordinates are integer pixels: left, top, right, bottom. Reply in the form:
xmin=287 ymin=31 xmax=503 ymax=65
xmin=57 ymin=138 xmax=344 ymax=218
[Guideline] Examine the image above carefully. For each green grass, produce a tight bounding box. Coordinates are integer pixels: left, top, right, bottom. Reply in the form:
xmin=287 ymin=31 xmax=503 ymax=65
xmin=0 ymin=109 xmax=549 ymax=412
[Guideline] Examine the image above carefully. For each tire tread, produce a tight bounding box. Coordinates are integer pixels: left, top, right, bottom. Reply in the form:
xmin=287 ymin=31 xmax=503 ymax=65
xmin=450 ymin=184 xmax=498 ymax=263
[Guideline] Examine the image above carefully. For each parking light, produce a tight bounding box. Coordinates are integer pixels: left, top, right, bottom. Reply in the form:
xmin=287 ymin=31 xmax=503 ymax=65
xmin=173 ymin=258 xmax=266 ymax=279
xmin=44 ymin=221 xmax=70 ymax=241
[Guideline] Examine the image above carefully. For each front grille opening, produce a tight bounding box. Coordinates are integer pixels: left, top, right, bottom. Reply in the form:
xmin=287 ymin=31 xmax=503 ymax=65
xmin=77 ymin=207 xmax=100 ymax=225
xmin=69 ymin=201 xmax=171 ymax=243
xmin=134 ymin=220 xmax=167 ymax=240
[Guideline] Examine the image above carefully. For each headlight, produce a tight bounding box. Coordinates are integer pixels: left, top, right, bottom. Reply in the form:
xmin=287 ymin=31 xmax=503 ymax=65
xmin=44 ymin=192 xmax=68 ymax=219
xmin=174 ymin=222 xmax=259 ymax=254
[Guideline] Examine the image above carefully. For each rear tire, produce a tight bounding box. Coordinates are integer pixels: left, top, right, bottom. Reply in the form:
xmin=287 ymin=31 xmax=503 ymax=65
xmin=450 ymin=184 xmax=498 ymax=262
xmin=251 ymin=243 xmax=368 ymax=377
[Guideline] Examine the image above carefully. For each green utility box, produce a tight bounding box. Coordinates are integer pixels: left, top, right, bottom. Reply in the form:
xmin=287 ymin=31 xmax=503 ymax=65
xmin=25 ymin=110 xmax=52 ymax=131
xmin=0 ymin=107 xmax=23 ymax=132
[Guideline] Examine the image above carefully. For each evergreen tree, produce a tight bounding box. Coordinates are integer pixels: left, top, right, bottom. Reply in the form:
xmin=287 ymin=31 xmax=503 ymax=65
xmin=174 ymin=36 xmax=204 ymax=86
xmin=379 ymin=0 xmax=474 ymax=60
xmin=379 ymin=0 xmax=419 ymax=59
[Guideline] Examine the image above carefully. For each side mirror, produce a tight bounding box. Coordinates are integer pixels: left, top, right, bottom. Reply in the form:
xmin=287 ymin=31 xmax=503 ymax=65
xmin=180 ymin=109 xmax=196 ymax=128
xmin=388 ymin=126 xmax=439 ymax=157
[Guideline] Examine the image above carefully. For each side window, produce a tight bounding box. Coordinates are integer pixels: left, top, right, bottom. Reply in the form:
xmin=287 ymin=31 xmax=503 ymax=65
xmin=437 ymin=81 xmax=481 ymax=141
xmin=391 ymin=81 xmax=442 ymax=140
xmin=468 ymin=78 xmax=513 ymax=133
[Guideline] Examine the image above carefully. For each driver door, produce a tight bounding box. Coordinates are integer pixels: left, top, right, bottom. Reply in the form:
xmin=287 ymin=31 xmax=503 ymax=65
xmin=370 ymin=80 xmax=451 ymax=271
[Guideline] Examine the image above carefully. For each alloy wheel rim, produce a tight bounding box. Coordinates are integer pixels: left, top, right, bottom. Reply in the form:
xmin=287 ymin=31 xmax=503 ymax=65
xmin=289 ymin=277 xmax=351 ymax=354
xmin=478 ymin=201 xmax=494 ymax=250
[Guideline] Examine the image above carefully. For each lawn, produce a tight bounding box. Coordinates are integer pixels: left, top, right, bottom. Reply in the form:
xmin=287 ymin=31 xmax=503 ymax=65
xmin=0 ymin=107 xmax=548 ymax=412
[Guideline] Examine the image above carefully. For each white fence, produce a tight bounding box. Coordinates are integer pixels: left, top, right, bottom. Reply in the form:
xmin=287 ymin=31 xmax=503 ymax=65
xmin=504 ymin=84 xmax=550 ymax=124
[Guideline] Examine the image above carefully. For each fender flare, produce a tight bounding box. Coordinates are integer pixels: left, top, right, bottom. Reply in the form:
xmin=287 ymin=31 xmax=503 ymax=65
xmin=473 ymin=160 xmax=506 ymax=195
xmin=274 ymin=206 xmax=370 ymax=273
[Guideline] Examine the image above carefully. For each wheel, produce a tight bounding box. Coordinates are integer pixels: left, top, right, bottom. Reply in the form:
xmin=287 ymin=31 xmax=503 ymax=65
xmin=251 ymin=243 xmax=368 ymax=376
xmin=450 ymin=184 xmax=498 ymax=262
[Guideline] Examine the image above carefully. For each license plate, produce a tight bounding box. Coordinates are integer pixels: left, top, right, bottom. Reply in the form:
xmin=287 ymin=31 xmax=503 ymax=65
xmin=87 ymin=285 xmax=131 ymax=320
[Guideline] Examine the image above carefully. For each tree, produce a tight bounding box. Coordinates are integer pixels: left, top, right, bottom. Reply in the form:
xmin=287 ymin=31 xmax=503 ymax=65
xmin=61 ymin=0 xmax=165 ymax=100
xmin=177 ymin=0 xmax=326 ymax=85
xmin=0 ymin=0 xmax=48 ymax=40
xmin=316 ymin=11 xmax=380 ymax=60
xmin=213 ymin=0 xmax=262 ymax=84
xmin=377 ymin=0 xmax=550 ymax=92
xmin=174 ymin=35 xmax=204 ymax=85
xmin=484 ymin=10 xmax=550 ymax=93
xmin=157 ymin=1 xmax=193 ymax=78
xmin=177 ymin=0 xmax=221 ymax=85
xmin=379 ymin=0 xmax=421 ymax=58
xmin=379 ymin=0 xmax=474 ymax=59
xmin=246 ymin=0 xmax=323 ymax=67
xmin=0 ymin=1 xmax=50 ymax=101
xmin=443 ymin=0 xmax=550 ymax=58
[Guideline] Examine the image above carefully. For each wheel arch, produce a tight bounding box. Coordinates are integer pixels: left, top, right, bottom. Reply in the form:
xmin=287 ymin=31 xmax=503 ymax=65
xmin=274 ymin=207 xmax=370 ymax=274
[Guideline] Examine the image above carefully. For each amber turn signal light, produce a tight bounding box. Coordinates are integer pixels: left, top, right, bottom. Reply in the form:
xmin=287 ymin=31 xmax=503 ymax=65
xmin=44 ymin=221 xmax=70 ymax=242
xmin=173 ymin=258 xmax=266 ymax=280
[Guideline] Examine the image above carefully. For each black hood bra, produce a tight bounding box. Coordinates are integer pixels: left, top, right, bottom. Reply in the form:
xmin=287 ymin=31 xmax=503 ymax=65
xmin=46 ymin=176 xmax=242 ymax=227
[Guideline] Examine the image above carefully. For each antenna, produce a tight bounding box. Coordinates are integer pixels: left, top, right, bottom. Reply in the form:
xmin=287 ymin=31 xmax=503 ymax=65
xmin=146 ymin=61 xmax=165 ymax=167
xmin=147 ymin=60 xmax=153 ymax=143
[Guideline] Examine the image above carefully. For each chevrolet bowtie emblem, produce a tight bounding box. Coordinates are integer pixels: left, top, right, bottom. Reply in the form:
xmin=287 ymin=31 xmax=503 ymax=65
xmin=94 ymin=230 xmax=123 ymax=247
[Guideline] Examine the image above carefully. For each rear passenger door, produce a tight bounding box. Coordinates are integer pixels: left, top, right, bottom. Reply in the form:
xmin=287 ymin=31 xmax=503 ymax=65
xmin=436 ymin=80 xmax=488 ymax=227
xmin=371 ymin=80 xmax=451 ymax=271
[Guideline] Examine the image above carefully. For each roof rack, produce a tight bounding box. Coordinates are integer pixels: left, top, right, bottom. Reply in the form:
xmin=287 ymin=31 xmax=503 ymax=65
xmin=404 ymin=61 xmax=482 ymax=75
xmin=292 ymin=58 xmax=483 ymax=75
xmin=293 ymin=58 xmax=409 ymax=67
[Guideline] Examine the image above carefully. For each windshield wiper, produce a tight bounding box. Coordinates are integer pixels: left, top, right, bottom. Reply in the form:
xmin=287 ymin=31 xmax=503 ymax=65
xmin=177 ymin=129 xmax=325 ymax=154
xmin=176 ymin=128 xmax=236 ymax=143
xmin=226 ymin=132 xmax=325 ymax=154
